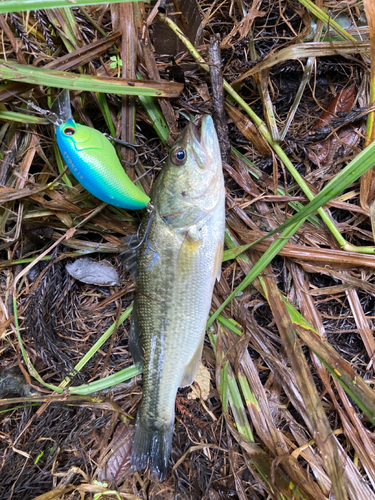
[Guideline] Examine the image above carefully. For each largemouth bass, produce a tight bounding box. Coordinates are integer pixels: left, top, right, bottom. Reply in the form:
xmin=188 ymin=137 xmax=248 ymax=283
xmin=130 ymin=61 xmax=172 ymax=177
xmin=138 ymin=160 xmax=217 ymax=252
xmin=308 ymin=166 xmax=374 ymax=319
xmin=126 ymin=115 xmax=225 ymax=480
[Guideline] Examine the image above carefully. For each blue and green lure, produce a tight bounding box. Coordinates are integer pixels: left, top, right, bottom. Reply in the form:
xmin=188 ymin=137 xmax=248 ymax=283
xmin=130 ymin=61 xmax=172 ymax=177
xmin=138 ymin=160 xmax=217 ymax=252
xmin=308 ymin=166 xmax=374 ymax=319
xmin=50 ymin=89 xmax=150 ymax=210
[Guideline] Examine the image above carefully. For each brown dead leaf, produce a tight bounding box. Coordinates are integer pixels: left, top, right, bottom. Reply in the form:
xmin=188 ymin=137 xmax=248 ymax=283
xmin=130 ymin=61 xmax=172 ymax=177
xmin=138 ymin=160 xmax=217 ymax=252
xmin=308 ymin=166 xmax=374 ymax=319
xmin=225 ymin=103 xmax=271 ymax=155
xmin=97 ymin=423 xmax=134 ymax=485
xmin=307 ymin=85 xmax=362 ymax=166
xmin=188 ymin=362 xmax=210 ymax=401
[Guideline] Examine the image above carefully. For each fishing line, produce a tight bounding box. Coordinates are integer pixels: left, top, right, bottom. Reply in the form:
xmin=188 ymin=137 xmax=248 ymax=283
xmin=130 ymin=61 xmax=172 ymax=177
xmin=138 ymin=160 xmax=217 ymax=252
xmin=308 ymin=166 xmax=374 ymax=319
xmin=4 ymin=90 xmax=60 ymax=125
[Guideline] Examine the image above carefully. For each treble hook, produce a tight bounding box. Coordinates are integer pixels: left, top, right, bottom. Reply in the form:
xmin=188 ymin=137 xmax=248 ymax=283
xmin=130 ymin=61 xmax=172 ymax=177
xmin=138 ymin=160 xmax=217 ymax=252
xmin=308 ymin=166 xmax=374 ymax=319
xmin=104 ymin=134 xmax=140 ymax=166
xmin=128 ymin=204 xmax=156 ymax=251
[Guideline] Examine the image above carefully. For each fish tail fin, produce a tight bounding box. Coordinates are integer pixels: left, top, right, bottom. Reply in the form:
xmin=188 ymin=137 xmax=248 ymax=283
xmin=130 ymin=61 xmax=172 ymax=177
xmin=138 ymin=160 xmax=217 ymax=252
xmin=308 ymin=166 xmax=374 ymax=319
xmin=131 ymin=415 xmax=174 ymax=481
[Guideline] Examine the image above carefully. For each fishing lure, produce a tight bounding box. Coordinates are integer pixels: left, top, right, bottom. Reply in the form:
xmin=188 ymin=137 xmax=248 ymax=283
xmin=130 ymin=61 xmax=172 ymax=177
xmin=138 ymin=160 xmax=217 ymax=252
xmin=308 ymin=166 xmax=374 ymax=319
xmin=26 ymin=89 xmax=150 ymax=210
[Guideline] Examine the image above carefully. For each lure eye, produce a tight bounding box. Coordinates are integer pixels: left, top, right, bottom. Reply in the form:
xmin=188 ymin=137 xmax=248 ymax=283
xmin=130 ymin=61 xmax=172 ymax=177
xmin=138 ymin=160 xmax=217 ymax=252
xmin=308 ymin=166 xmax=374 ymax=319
xmin=171 ymin=147 xmax=186 ymax=166
xmin=63 ymin=127 xmax=75 ymax=136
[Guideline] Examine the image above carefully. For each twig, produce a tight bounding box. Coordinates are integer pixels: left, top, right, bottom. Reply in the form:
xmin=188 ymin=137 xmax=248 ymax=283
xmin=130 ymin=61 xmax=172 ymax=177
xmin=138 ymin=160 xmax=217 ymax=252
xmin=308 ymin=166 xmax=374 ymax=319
xmin=208 ymin=35 xmax=231 ymax=163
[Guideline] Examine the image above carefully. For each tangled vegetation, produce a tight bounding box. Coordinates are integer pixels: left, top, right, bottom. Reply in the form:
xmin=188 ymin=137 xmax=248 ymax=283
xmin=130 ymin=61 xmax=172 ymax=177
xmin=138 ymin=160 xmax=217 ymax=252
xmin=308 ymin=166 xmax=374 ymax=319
xmin=1 ymin=1 xmax=375 ymax=499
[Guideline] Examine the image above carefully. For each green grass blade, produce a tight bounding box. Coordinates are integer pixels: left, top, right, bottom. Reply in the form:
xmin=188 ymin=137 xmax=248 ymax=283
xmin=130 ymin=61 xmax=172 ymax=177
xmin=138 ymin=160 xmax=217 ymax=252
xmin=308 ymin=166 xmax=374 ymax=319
xmin=231 ymin=147 xmax=321 ymax=227
xmin=0 ymin=60 xmax=182 ymax=98
xmin=0 ymin=403 xmax=40 ymax=414
xmin=138 ymin=94 xmax=170 ymax=146
xmin=216 ymin=315 xmax=243 ymax=336
xmin=68 ymin=364 xmax=141 ymax=395
xmin=264 ymin=141 xmax=375 ymax=247
xmin=298 ymin=0 xmax=356 ymax=42
xmin=95 ymin=92 xmax=116 ymax=137
xmin=59 ymin=304 xmax=133 ymax=388
xmin=225 ymin=228 xmax=375 ymax=426
xmin=13 ymin=296 xmax=63 ymax=393
xmin=137 ymin=73 xmax=169 ymax=146
xmin=54 ymin=143 xmax=73 ymax=187
xmin=209 ymin=333 xmax=306 ymax=498
xmin=227 ymin=372 xmax=254 ymax=441
xmin=219 ymin=360 xmax=229 ymax=412
xmin=0 ymin=110 xmax=47 ymax=124
xmin=209 ymin=333 xmax=254 ymax=441
xmin=13 ymin=294 xmax=134 ymax=395
xmin=223 ymin=140 xmax=375 ymax=263
xmin=0 ymin=0 xmax=146 ymax=14
xmin=208 ymin=218 xmax=306 ymax=328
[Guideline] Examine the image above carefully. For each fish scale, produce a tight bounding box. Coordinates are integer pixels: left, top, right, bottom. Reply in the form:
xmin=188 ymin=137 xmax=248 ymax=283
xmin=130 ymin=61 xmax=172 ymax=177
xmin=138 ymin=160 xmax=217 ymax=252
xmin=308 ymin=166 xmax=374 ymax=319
xmin=126 ymin=115 xmax=225 ymax=480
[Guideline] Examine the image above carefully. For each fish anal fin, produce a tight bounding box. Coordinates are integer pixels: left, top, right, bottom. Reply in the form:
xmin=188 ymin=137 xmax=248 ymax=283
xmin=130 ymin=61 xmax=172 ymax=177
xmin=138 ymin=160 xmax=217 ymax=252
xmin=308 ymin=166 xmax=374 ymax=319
xmin=129 ymin=301 xmax=143 ymax=367
xmin=214 ymin=240 xmax=224 ymax=282
xmin=179 ymin=338 xmax=204 ymax=388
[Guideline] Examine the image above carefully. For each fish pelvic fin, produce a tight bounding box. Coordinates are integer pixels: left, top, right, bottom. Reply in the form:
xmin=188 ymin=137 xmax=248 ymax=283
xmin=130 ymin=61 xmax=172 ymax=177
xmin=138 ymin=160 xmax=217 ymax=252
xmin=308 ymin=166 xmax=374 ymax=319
xmin=179 ymin=337 xmax=204 ymax=387
xmin=214 ymin=239 xmax=224 ymax=282
xmin=131 ymin=414 xmax=174 ymax=481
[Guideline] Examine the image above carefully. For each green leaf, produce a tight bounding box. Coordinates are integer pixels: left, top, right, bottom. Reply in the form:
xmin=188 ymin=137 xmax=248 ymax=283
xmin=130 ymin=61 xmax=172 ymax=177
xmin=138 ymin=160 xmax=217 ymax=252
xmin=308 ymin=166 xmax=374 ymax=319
xmin=68 ymin=364 xmax=142 ymax=395
xmin=0 ymin=60 xmax=183 ymax=98
xmin=0 ymin=110 xmax=48 ymax=124
xmin=137 ymin=73 xmax=170 ymax=145
xmin=0 ymin=0 xmax=147 ymax=14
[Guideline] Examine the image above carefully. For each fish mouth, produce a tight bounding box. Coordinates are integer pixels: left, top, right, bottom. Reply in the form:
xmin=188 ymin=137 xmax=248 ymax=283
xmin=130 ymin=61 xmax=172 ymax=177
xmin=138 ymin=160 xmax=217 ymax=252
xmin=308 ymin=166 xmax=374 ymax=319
xmin=173 ymin=115 xmax=220 ymax=171
xmin=190 ymin=115 xmax=220 ymax=170
xmin=189 ymin=122 xmax=201 ymax=144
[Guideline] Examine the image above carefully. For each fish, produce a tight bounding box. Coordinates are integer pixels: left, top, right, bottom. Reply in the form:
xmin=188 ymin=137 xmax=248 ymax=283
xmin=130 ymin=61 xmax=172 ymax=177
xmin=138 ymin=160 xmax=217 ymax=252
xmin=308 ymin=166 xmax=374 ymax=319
xmin=52 ymin=89 xmax=150 ymax=210
xmin=123 ymin=115 xmax=225 ymax=480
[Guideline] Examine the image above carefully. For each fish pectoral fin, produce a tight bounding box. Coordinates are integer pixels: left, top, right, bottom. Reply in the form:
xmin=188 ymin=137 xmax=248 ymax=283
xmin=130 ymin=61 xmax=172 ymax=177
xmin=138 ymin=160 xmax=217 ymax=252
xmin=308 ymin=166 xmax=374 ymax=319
xmin=129 ymin=300 xmax=143 ymax=367
xmin=176 ymin=230 xmax=201 ymax=273
xmin=179 ymin=337 xmax=204 ymax=387
xmin=186 ymin=225 xmax=203 ymax=243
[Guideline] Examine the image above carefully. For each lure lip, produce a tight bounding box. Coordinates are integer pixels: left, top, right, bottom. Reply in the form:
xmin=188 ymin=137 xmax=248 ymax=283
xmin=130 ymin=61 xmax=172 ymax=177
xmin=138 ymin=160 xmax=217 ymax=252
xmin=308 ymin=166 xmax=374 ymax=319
xmin=51 ymin=89 xmax=73 ymax=129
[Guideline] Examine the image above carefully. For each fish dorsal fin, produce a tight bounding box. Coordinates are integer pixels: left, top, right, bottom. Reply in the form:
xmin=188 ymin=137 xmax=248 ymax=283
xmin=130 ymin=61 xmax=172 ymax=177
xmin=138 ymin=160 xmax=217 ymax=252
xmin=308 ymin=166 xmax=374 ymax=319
xmin=179 ymin=336 xmax=204 ymax=387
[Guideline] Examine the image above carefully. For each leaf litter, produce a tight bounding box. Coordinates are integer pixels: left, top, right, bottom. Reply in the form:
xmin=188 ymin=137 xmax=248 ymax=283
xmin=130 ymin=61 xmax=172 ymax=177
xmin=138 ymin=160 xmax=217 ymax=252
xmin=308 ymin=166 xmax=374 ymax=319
xmin=0 ymin=1 xmax=375 ymax=499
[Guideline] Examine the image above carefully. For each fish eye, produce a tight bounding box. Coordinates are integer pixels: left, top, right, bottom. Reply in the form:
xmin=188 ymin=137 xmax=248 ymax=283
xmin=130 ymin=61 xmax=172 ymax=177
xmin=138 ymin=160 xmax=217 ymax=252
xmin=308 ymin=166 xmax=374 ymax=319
xmin=63 ymin=127 xmax=75 ymax=136
xmin=171 ymin=147 xmax=186 ymax=166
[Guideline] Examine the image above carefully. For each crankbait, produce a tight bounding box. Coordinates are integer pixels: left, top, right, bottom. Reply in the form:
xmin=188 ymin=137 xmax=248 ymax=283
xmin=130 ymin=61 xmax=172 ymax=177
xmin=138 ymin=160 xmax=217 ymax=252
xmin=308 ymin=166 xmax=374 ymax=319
xmin=27 ymin=89 xmax=150 ymax=210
